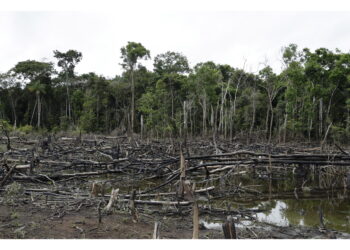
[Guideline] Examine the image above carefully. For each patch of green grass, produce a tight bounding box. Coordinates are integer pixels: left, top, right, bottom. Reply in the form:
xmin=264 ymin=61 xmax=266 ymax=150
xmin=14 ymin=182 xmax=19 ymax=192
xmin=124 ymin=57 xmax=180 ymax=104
xmin=10 ymin=212 xmax=19 ymax=220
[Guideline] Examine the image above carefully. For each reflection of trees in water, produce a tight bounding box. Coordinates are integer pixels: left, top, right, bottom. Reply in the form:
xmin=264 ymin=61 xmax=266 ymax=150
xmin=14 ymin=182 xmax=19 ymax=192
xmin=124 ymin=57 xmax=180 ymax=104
xmin=257 ymin=200 xmax=278 ymax=215
xmin=318 ymin=166 xmax=348 ymax=190
xmin=282 ymin=199 xmax=350 ymax=232
xmin=224 ymin=165 xmax=346 ymax=196
xmin=216 ymin=167 xmax=350 ymax=232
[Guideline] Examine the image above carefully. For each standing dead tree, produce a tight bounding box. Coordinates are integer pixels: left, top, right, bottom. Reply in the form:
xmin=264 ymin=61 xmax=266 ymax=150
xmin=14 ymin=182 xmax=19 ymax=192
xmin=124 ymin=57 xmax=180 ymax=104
xmin=0 ymin=120 xmax=11 ymax=150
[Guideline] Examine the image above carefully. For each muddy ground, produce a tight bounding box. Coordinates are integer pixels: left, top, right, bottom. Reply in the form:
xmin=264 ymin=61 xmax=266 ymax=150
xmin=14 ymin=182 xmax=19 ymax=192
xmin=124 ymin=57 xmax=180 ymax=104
xmin=0 ymin=134 xmax=349 ymax=239
xmin=1 ymin=201 xmax=348 ymax=239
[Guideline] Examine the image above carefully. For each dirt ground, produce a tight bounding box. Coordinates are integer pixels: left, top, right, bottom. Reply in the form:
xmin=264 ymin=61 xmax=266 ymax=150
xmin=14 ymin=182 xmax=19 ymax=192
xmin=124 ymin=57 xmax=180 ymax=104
xmin=1 ymin=200 xmax=348 ymax=239
xmin=0 ymin=201 xmax=224 ymax=239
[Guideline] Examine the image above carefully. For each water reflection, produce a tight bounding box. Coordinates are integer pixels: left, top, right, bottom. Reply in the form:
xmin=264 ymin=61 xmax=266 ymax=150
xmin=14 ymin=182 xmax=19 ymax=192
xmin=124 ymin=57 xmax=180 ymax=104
xmin=253 ymin=199 xmax=350 ymax=233
xmin=256 ymin=200 xmax=289 ymax=226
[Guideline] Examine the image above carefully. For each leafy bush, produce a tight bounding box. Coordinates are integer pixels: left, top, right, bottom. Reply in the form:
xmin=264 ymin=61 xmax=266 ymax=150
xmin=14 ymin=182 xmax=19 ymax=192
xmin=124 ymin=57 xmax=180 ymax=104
xmin=17 ymin=125 xmax=33 ymax=134
xmin=331 ymin=125 xmax=350 ymax=144
xmin=0 ymin=119 xmax=13 ymax=132
xmin=4 ymin=182 xmax=24 ymax=205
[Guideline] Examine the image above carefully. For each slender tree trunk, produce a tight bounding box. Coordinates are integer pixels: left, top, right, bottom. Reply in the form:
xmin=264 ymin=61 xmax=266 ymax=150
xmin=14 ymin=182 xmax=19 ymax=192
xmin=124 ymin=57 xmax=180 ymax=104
xmin=30 ymin=99 xmax=37 ymax=126
xmin=269 ymin=100 xmax=273 ymax=143
xmin=265 ymin=103 xmax=270 ymax=138
xmin=229 ymin=101 xmax=233 ymax=140
xmin=319 ymin=98 xmax=323 ymax=138
xmin=308 ymin=117 xmax=313 ymax=142
xmin=347 ymin=107 xmax=350 ymax=133
xmin=131 ymin=68 xmax=135 ymax=133
xmin=37 ymin=91 xmax=41 ymax=128
xmin=140 ymin=114 xmax=144 ymax=139
xmin=283 ymin=112 xmax=288 ymax=143
xmin=170 ymin=78 xmax=174 ymax=120
xmin=210 ymin=105 xmax=214 ymax=133
xmin=9 ymin=94 xmax=17 ymax=129
xmin=183 ymin=101 xmax=187 ymax=137
xmin=65 ymin=71 xmax=71 ymax=121
xmin=233 ymin=83 xmax=239 ymax=117
xmin=200 ymin=97 xmax=207 ymax=136
xmin=249 ymin=89 xmax=256 ymax=136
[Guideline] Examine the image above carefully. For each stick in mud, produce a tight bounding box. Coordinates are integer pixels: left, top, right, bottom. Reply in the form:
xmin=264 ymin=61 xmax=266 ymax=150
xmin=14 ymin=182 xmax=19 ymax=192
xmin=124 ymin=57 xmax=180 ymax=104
xmin=191 ymin=183 xmax=199 ymax=239
xmin=153 ymin=221 xmax=161 ymax=239
xmin=192 ymin=201 xmax=199 ymax=239
xmin=30 ymin=149 xmax=35 ymax=175
xmin=129 ymin=189 xmax=139 ymax=223
xmin=98 ymin=201 xmax=103 ymax=224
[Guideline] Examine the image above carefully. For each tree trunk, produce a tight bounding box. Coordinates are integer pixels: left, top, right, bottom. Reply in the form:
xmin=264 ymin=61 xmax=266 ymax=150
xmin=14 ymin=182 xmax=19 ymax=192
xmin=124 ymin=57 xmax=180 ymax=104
xmin=249 ymin=89 xmax=256 ymax=136
xmin=65 ymin=71 xmax=71 ymax=121
xmin=319 ymin=98 xmax=323 ymax=138
xmin=9 ymin=94 xmax=17 ymax=129
xmin=283 ymin=112 xmax=288 ymax=143
xmin=269 ymin=99 xmax=273 ymax=143
xmin=37 ymin=91 xmax=41 ymax=128
xmin=265 ymin=102 xmax=270 ymax=138
xmin=30 ymin=99 xmax=37 ymax=126
xmin=131 ymin=69 xmax=135 ymax=133
xmin=183 ymin=101 xmax=188 ymax=137
xmin=347 ymin=107 xmax=350 ymax=133
xmin=201 ymin=97 xmax=207 ymax=136
xmin=170 ymin=78 xmax=174 ymax=120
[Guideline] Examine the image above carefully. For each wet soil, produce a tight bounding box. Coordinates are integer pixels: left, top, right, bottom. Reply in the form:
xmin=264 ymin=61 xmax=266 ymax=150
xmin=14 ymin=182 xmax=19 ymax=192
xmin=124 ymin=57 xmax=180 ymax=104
xmin=0 ymin=135 xmax=349 ymax=239
xmin=1 ymin=198 xmax=349 ymax=239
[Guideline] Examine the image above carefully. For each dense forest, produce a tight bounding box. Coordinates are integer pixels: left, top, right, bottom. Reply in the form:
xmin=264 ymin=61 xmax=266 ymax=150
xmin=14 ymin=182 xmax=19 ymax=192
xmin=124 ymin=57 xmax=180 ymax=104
xmin=0 ymin=42 xmax=350 ymax=144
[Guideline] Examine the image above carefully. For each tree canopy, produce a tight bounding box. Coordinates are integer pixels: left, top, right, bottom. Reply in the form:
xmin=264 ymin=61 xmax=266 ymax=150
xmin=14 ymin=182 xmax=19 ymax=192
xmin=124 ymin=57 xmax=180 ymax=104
xmin=1 ymin=43 xmax=350 ymax=144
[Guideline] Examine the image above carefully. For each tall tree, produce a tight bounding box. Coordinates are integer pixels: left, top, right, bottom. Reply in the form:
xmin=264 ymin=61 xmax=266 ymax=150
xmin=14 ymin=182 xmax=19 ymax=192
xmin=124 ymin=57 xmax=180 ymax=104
xmin=28 ymin=81 xmax=46 ymax=127
xmin=153 ymin=51 xmax=190 ymax=120
xmin=191 ymin=62 xmax=221 ymax=136
xmin=0 ymin=72 xmax=21 ymax=128
xmin=53 ymin=50 xmax=83 ymax=122
xmin=120 ymin=42 xmax=150 ymax=133
xmin=12 ymin=60 xmax=54 ymax=128
xmin=259 ymin=66 xmax=284 ymax=143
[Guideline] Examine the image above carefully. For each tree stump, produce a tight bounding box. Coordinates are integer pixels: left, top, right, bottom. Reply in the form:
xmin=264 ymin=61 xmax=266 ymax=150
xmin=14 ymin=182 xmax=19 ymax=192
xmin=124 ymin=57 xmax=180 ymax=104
xmin=222 ymin=216 xmax=237 ymax=239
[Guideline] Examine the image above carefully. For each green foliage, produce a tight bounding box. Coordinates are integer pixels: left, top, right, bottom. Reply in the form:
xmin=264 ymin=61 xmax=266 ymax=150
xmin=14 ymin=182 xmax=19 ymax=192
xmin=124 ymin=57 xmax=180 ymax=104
xmin=0 ymin=44 xmax=350 ymax=144
xmin=12 ymin=60 xmax=54 ymax=82
xmin=120 ymin=42 xmax=150 ymax=70
xmin=331 ymin=125 xmax=350 ymax=144
xmin=17 ymin=125 xmax=33 ymax=134
xmin=4 ymin=182 xmax=24 ymax=205
xmin=53 ymin=50 xmax=82 ymax=77
xmin=153 ymin=51 xmax=190 ymax=75
xmin=79 ymin=93 xmax=97 ymax=133
xmin=0 ymin=119 xmax=13 ymax=132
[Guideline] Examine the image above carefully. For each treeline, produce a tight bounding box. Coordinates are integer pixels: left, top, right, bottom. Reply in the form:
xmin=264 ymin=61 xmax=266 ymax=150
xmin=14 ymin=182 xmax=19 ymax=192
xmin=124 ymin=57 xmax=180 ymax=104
xmin=0 ymin=43 xmax=350 ymax=143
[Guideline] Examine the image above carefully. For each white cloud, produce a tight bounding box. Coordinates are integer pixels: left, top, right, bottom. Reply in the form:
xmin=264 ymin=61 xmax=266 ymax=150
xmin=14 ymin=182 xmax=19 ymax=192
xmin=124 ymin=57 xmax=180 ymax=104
xmin=1 ymin=11 xmax=350 ymax=78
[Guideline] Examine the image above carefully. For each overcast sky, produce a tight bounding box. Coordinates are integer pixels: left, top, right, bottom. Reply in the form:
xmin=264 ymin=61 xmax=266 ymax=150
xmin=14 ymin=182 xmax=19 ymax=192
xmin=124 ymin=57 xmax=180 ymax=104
xmin=1 ymin=9 xmax=350 ymax=78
